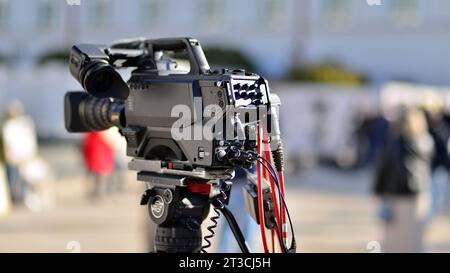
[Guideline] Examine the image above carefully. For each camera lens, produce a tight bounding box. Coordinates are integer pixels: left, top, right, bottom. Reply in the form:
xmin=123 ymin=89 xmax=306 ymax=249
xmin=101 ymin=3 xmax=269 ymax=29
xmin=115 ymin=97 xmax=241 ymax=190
xmin=64 ymin=91 xmax=125 ymax=133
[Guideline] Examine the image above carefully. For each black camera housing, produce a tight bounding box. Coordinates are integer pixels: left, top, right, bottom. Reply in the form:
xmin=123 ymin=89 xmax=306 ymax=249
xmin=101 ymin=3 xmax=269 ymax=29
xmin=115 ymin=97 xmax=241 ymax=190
xmin=65 ymin=38 xmax=278 ymax=180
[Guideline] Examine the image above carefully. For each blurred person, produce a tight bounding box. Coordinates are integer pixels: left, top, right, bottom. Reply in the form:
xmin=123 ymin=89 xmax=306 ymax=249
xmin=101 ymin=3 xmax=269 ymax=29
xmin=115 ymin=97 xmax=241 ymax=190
xmin=374 ymin=108 xmax=434 ymax=252
xmin=0 ymin=163 xmax=12 ymax=215
xmin=421 ymin=94 xmax=450 ymax=221
xmin=0 ymin=117 xmax=12 ymax=215
xmin=0 ymin=130 xmax=12 ymax=214
xmin=353 ymin=108 xmax=389 ymax=168
xmin=1 ymin=100 xmax=38 ymax=205
xmin=103 ymin=127 xmax=128 ymax=193
xmin=19 ymin=156 xmax=54 ymax=212
xmin=82 ymin=131 xmax=115 ymax=199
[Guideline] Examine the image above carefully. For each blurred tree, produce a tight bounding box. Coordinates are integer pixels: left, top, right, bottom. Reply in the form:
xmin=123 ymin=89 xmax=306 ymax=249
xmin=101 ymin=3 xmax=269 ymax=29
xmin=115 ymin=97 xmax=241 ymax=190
xmin=37 ymin=50 xmax=69 ymax=65
xmin=203 ymin=47 xmax=256 ymax=73
xmin=287 ymin=62 xmax=369 ymax=86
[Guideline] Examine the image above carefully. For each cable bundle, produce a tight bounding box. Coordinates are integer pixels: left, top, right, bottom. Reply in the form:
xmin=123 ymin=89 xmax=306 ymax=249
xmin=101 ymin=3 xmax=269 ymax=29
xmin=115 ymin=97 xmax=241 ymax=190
xmin=256 ymin=125 xmax=296 ymax=253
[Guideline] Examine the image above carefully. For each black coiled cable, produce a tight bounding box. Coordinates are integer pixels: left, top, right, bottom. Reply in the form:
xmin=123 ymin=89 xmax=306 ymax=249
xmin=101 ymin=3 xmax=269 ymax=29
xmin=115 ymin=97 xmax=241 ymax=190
xmin=200 ymin=207 xmax=221 ymax=253
xmin=201 ymin=190 xmax=227 ymax=253
xmin=201 ymin=189 xmax=250 ymax=253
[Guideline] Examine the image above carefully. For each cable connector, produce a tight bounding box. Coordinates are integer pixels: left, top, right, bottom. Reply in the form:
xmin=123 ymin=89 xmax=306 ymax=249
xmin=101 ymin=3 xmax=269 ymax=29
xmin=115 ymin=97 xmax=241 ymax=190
xmin=271 ymin=141 xmax=285 ymax=172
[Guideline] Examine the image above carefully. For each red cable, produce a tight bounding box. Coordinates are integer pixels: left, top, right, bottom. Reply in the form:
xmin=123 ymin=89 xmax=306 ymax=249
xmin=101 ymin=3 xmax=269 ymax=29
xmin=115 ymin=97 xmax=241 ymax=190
xmin=263 ymin=147 xmax=284 ymax=251
xmin=257 ymin=125 xmax=269 ymax=253
xmin=262 ymin=151 xmax=276 ymax=253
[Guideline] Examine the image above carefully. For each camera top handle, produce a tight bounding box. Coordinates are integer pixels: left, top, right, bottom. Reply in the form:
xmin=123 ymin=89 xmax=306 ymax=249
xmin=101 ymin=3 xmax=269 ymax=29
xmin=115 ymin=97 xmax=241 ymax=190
xmin=147 ymin=38 xmax=211 ymax=75
xmin=111 ymin=37 xmax=211 ymax=76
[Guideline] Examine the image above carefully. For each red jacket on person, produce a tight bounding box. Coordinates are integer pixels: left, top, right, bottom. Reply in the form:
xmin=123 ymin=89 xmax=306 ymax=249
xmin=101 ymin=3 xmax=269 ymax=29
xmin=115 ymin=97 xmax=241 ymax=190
xmin=83 ymin=132 xmax=115 ymax=176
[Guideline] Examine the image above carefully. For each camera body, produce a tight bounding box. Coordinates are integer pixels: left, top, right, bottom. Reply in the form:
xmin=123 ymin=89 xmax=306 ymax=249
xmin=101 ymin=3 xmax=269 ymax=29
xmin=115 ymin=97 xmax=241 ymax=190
xmin=65 ymin=38 xmax=280 ymax=180
xmin=64 ymin=38 xmax=292 ymax=253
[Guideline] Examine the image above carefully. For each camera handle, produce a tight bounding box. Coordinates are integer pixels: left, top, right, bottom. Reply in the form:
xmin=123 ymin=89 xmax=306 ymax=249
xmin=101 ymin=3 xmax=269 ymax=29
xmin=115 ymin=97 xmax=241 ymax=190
xmin=145 ymin=38 xmax=211 ymax=75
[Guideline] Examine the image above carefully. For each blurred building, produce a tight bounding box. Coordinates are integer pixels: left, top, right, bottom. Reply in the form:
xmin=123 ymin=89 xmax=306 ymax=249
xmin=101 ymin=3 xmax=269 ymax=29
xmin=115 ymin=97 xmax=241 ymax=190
xmin=1 ymin=0 xmax=450 ymax=137
xmin=0 ymin=0 xmax=449 ymax=82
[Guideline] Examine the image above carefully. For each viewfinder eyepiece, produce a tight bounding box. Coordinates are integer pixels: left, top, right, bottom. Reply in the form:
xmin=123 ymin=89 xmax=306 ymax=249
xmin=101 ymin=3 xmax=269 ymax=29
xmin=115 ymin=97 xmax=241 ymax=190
xmin=69 ymin=44 xmax=129 ymax=100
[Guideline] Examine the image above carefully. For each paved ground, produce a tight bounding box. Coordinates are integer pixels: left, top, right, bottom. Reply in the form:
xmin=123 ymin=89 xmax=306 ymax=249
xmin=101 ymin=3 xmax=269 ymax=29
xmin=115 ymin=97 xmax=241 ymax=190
xmin=0 ymin=178 xmax=149 ymax=253
xmin=290 ymin=167 xmax=450 ymax=252
xmin=0 ymin=143 xmax=449 ymax=253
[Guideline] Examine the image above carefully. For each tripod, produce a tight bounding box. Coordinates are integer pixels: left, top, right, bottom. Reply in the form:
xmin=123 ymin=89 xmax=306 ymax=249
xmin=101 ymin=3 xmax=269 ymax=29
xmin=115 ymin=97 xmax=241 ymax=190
xmin=138 ymin=172 xmax=250 ymax=253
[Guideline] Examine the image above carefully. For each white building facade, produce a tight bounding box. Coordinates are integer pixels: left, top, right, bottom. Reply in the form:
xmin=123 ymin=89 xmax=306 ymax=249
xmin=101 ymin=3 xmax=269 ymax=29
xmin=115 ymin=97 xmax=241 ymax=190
xmin=1 ymin=0 xmax=450 ymax=139
xmin=0 ymin=0 xmax=449 ymax=83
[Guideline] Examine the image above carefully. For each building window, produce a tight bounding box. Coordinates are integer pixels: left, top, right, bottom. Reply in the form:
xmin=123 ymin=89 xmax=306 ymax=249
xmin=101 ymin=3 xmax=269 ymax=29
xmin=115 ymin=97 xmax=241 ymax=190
xmin=141 ymin=0 xmax=165 ymax=28
xmin=391 ymin=0 xmax=420 ymax=28
xmin=323 ymin=0 xmax=351 ymax=29
xmin=37 ymin=0 xmax=56 ymax=31
xmin=87 ymin=0 xmax=110 ymax=29
xmin=258 ymin=0 xmax=286 ymax=30
xmin=0 ymin=0 xmax=9 ymax=30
